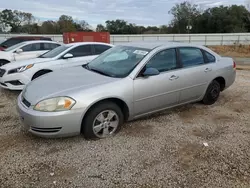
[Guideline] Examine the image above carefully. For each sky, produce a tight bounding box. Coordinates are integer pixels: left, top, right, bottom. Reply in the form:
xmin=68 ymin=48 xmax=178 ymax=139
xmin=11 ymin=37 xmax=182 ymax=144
xmin=0 ymin=0 xmax=247 ymax=28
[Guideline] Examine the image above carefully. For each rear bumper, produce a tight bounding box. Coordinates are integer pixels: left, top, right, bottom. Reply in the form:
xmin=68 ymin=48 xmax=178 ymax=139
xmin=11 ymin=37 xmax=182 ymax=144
xmin=224 ymin=69 xmax=236 ymax=90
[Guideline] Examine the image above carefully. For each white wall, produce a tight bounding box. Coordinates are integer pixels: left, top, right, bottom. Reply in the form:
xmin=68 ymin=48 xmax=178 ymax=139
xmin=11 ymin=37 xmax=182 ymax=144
xmin=1 ymin=33 xmax=250 ymax=45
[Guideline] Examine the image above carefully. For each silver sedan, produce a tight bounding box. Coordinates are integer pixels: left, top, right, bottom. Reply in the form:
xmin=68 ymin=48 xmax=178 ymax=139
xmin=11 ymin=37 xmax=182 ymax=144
xmin=17 ymin=41 xmax=236 ymax=139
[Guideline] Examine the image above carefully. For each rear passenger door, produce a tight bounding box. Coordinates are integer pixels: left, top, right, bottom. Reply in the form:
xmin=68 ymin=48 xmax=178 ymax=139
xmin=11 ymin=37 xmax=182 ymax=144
xmin=177 ymin=47 xmax=216 ymax=104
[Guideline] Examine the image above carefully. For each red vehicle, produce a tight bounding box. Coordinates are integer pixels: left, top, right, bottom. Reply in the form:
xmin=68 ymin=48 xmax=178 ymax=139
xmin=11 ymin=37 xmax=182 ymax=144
xmin=63 ymin=32 xmax=110 ymax=44
xmin=0 ymin=36 xmax=52 ymax=51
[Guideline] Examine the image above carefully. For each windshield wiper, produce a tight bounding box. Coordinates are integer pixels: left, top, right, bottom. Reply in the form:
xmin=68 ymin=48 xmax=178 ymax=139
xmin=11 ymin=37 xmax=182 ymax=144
xmin=89 ymin=68 xmax=112 ymax=77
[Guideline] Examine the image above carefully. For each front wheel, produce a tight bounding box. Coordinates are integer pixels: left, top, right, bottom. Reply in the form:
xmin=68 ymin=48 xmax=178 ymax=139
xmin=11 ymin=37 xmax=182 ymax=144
xmin=82 ymin=102 xmax=124 ymax=140
xmin=202 ymin=80 xmax=221 ymax=105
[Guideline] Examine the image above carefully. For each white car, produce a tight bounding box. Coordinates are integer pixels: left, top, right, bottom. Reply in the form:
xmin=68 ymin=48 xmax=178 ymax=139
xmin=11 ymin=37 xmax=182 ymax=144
xmin=0 ymin=40 xmax=61 ymax=66
xmin=0 ymin=42 xmax=114 ymax=90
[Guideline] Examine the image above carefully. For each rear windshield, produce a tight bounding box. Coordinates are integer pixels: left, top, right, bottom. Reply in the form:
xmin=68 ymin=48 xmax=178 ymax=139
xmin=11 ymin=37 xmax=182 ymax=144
xmin=0 ymin=38 xmax=25 ymax=48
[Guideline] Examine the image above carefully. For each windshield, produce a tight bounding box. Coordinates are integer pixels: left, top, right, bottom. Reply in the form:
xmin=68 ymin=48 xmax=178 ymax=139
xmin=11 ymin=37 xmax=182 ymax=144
xmin=39 ymin=45 xmax=71 ymax=58
xmin=4 ymin=42 xmax=26 ymax=52
xmin=87 ymin=45 xmax=151 ymax=78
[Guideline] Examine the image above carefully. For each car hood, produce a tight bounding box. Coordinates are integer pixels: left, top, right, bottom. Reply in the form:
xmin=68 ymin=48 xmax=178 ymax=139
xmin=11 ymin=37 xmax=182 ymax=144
xmin=1 ymin=58 xmax=54 ymax=70
xmin=22 ymin=66 xmax=120 ymax=105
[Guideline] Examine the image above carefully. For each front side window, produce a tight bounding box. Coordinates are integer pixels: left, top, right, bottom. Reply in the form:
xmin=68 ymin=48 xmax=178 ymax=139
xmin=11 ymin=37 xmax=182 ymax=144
xmin=21 ymin=43 xmax=42 ymax=52
xmin=93 ymin=44 xmax=112 ymax=55
xmin=4 ymin=42 xmax=26 ymax=52
xmin=39 ymin=45 xmax=71 ymax=58
xmin=146 ymin=48 xmax=177 ymax=72
xmin=179 ymin=47 xmax=204 ymax=67
xmin=87 ymin=45 xmax=150 ymax=78
xmin=68 ymin=45 xmax=92 ymax=57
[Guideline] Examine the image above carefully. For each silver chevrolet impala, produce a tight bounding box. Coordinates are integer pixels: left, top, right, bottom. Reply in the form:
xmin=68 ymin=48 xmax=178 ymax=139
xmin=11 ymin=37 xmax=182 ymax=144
xmin=17 ymin=41 xmax=236 ymax=139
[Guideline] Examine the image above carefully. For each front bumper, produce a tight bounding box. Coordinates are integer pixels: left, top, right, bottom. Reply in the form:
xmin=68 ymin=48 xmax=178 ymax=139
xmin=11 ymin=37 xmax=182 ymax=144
xmin=0 ymin=72 xmax=30 ymax=90
xmin=16 ymin=94 xmax=84 ymax=138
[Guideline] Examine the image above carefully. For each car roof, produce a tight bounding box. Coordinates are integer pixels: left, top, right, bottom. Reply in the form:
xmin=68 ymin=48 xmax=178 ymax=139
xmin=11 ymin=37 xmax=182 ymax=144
xmin=63 ymin=42 xmax=114 ymax=47
xmin=116 ymin=41 xmax=204 ymax=49
xmin=11 ymin=36 xmax=51 ymax=39
xmin=20 ymin=40 xmax=60 ymax=45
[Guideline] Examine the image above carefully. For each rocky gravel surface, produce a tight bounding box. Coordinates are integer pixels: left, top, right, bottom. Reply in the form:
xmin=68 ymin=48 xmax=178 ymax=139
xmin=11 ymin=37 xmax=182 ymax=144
xmin=0 ymin=70 xmax=250 ymax=188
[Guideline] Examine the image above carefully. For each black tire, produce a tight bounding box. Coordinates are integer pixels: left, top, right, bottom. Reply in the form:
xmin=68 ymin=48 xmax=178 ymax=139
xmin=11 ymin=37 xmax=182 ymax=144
xmin=82 ymin=101 xmax=124 ymax=140
xmin=202 ymin=80 xmax=221 ymax=105
xmin=0 ymin=60 xmax=10 ymax=67
xmin=32 ymin=70 xmax=52 ymax=80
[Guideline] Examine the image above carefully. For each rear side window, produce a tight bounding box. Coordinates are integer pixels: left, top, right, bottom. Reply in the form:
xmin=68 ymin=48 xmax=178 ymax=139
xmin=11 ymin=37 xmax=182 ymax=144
xmin=179 ymin=47 xmax=204 ymax=67
xmin=204 ymin=51 xmax=216 ymax=63
xmin=68 ymin=45 xmax=92 ymax=57
xmin=93 ymin=44 xmax=112 ymax=55
xmin=21 ymin=43 xmax=43 ymax=52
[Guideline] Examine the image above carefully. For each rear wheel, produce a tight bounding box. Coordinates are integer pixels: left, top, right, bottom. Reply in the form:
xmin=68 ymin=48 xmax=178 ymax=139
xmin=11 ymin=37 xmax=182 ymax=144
xmin=202 ymin=80 xmax=221 ymax=105
xmin=0 ymin=60 xmax=10 ymax=67
xmin=32 ymin=70 xmax=52 ymax=80
xmin=82 ymin=102 xmax=124 ymax=140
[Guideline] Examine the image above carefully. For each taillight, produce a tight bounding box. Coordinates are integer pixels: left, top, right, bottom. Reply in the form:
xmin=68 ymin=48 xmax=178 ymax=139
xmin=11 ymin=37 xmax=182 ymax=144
xmin=233 ymin=61 xmax=236 ymax=69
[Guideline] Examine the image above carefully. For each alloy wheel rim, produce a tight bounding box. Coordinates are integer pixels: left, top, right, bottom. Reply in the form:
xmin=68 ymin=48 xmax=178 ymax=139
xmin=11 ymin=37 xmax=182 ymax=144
xmin=92 ymin=110 xmax=119 ymax=138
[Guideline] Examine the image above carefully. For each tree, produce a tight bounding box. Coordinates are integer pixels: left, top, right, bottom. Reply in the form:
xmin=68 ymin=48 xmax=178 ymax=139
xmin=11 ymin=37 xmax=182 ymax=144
xmin=58 ymin=15 xmax=76 ymax=33
xmin=169 ymin=1 xmax=200 ymax=33
xmin=74 ymin=20 xmax=92 ymax=31
xmin=96 ymin=24 xmax=106 ymax=32
xmin=0 ymin=9 xmax=35 ymax=33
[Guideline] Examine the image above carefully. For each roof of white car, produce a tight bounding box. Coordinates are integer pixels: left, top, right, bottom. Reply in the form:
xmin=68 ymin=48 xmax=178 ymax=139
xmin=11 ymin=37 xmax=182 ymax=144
xmin=21 ymin=40 xmax=60 ymax=44
xmin=63 ymin=42 xmax=114 ymax=47
xmin=117 ymin=41 xmax=204 ymax=49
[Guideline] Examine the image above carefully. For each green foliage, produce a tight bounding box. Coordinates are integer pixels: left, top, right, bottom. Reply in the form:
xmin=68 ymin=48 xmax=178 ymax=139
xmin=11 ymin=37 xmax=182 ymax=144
xmin=0 ymin=2 xmax=250 ymax=34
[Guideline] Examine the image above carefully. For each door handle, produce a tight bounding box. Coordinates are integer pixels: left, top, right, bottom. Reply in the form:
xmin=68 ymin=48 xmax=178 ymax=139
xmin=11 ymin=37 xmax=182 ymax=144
xmin=204 ymin=68 xmax=212 ymax=72
xmin=169 ymin=75 xmax=179 ymax=80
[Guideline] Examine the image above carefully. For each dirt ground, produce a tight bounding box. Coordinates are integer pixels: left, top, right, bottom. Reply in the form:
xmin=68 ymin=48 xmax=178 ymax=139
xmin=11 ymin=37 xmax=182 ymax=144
xmin=208 ymin=45 xmax=250 ymax=58
xmin=0 ymin=70 xmax=250 ymax=188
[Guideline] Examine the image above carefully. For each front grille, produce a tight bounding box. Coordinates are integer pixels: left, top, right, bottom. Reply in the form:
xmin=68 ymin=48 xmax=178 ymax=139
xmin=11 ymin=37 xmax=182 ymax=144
xmin=0 ymin=69 xmax=6 ymax=77
xmin=31 ymin=126 xmax=62 ymax=133
xmin=22 ymin=97 xmax=31 ymax=108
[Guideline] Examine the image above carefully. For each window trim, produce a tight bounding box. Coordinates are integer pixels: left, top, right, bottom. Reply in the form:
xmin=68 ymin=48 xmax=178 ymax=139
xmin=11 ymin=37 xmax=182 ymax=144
xmin=136 ymin=47 xmax=180 ymax=78
xmin=21 ymin=42 xmax=43 ymax=52
xmin=59 ymin=44 xmax=94 ymax=59
xmin=177 ymin=47 xmax=207 ymax=68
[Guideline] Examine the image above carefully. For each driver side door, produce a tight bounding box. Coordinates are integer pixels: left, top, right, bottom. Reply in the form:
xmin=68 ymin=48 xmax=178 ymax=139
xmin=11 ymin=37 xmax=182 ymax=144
xmin=133 ymin=48 xmax=181 ymax=116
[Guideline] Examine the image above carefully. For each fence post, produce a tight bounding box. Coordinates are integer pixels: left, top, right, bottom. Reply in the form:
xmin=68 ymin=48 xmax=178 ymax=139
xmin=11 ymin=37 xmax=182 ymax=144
xmin=221 ymin=35 xmax=223 ymax=45
xmin=173 ymin=35 xmax=175 ymax=41
xmin=189 ymin=35 xmax=191 ymax=43
xmin=127 ymin=36 xmax=129 ymax=42
xmin=205 ymin=35 xmax=207 ymax=45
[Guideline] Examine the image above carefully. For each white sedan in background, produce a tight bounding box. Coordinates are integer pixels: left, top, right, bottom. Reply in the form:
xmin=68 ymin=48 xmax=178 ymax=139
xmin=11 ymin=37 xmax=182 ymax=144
xmin=0 ymin=42 xmax=114 ymax=90
xmin=0 ymin=40 xmax=61 ymax=66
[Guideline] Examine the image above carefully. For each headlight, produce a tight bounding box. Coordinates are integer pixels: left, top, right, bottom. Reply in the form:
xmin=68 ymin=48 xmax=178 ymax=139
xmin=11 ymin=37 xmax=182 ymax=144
xmin=34 ymin=97 xmax=76 ymax=112
xmin=8 ymin=64 xmax=33 ymax=74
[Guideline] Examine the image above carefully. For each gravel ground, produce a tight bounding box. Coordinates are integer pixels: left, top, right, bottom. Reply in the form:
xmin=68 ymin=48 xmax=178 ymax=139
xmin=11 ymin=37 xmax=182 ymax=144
xmin=1 ymin=70 xmax=250 ymax=188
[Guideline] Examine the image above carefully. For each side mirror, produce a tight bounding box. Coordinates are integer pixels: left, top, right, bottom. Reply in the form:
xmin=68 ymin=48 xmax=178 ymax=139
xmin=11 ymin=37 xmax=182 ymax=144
xmin=16 ymin=49 xmax=23 ymax=54
xmin=63 ymin=53 xmax=73 ymax=59
xmin=142 ymin=67 xmax=160 ymax=77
